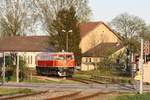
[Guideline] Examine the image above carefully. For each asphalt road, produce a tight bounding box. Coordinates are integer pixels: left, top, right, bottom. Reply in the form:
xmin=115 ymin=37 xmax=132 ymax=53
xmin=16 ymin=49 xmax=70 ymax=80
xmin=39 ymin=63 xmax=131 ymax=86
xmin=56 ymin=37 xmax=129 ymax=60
xmin=1 ymin=82 xmax=150 ymax=93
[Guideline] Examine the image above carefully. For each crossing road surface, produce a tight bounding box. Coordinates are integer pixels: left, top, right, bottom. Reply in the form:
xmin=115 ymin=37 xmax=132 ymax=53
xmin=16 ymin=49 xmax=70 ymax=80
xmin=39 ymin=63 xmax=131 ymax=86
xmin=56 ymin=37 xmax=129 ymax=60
xmin=1 ymin=82 xmax=150 ymax=92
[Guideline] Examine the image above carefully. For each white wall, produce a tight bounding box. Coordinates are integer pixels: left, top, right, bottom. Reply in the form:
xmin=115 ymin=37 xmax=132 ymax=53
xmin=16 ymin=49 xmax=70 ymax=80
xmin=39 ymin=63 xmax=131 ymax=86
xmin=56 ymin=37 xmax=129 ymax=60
xmin=18 ymin=52 xmax=41 ymax=68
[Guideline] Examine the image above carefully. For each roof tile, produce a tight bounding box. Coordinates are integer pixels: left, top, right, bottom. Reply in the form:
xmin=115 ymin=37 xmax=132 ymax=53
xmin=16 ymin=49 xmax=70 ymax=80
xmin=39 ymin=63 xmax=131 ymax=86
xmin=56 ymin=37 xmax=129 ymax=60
xmin=0 ymin=36 xmax=54 ymax=52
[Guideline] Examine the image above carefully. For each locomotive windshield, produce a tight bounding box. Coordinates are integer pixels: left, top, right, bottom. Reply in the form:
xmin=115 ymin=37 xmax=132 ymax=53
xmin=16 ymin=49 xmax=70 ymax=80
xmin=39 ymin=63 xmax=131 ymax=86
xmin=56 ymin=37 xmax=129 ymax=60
xmin=56 ymin=55 xmax=65 ymax=60
xmin=53 ymin=54 xmax=74 ymax=60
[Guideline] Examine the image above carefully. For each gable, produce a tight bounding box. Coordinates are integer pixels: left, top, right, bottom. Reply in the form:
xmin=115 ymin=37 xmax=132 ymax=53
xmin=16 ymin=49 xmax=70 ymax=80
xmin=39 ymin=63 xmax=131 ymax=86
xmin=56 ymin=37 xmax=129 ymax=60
xmin=80 ymin=22 xmax=101 ymax=38
xmin=80 ymin=22 xmax=121 ymax=53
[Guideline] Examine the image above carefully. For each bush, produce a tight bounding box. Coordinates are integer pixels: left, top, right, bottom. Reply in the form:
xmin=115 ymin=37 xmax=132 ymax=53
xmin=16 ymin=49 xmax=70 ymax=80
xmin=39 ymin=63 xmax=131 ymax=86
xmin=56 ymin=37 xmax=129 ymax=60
xmin=3 ymin=55 xmax=27 ymax=82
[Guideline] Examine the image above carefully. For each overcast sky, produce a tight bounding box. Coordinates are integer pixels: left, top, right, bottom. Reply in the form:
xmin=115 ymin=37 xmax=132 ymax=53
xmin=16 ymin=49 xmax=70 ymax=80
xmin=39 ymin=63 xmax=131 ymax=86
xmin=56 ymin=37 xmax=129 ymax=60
xmin=89 ymin=0 xmax=150 ymax=24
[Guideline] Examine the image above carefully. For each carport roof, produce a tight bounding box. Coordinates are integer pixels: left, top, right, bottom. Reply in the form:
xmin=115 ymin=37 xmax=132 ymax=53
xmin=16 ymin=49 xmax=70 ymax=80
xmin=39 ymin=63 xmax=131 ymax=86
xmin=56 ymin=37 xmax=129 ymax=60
xmin=83 ymin=42 xmax=124 ymax=57
xmin=0 ymin=36 xmax=54 ymax=52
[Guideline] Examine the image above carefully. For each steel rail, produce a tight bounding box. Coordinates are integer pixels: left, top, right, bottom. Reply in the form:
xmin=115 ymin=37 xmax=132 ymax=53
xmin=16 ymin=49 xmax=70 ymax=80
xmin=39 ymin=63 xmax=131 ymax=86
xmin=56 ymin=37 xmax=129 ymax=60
xmin=0 ymin=90 xmax=49 ymax=100
xmin=68 ymin=77 xmax=107 ymax=84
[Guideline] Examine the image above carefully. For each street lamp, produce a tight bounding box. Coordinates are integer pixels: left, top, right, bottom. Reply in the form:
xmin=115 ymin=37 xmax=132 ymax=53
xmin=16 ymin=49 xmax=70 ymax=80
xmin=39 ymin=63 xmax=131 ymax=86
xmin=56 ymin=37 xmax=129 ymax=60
xmin=62 ymin=29 xmax=73 ymax=51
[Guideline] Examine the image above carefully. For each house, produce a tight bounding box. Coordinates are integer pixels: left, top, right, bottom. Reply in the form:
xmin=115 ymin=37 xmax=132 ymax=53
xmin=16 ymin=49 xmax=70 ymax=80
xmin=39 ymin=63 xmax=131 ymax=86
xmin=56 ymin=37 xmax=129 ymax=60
xmin=0 ymin=36 xmax=53 ymax=68
xmin=79 ymin=21 xmax=124 ymax=71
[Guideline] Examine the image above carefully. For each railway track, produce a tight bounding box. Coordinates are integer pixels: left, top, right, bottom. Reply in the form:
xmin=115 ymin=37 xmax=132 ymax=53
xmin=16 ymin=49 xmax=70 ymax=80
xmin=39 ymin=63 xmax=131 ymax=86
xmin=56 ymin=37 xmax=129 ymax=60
xmin=45 ymin=91 xmax=81 ymax=100
xmin=0 ymin=90 xmax=49 ymax=100
xmin=34 ymin=75 xmax=108 ymax=84
xmin=68 ymin=77 xmax=107 ymax=84
xmin=45 ymin=91 xmax=116 ymax=100
xmin=73 ymin=91 xmax=117 ymax=100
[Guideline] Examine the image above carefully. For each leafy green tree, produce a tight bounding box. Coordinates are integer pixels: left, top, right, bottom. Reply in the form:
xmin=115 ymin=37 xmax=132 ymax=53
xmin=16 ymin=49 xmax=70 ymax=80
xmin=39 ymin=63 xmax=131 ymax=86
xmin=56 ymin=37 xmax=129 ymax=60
xmin=50 ymin=6 xmax=82 ymax=65
xmin=32 ymin=0 xmax=91 ymax=65
xmin=32 ymin=0 xmax=91 ymax=38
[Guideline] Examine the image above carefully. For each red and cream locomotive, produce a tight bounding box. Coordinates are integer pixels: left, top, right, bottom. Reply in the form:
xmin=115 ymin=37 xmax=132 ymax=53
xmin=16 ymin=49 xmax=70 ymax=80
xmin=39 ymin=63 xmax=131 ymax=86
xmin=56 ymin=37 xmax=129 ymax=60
xmin=35 ymin=52 xmax=75 ymax=76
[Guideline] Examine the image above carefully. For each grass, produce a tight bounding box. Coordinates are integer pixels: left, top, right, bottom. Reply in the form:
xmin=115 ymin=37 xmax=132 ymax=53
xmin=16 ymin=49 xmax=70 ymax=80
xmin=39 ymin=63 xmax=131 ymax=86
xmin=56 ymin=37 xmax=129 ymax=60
xmin=0 ymin=76 xmax=57 ymax=83
xmin=0 ymin=88 xmax=33 ymax=96
xmin=23 ymin=77 xmax=56 ymax=83
xmin=0 ymin=76 xmax=79 ymax=84
xmin=113 ymin=93 xmax=150 ymax=100
xmin=24 ymin=77 xmax=79 ymax=84
xmin=73 ymin=69 xmax=131 ymax=84
xmin=74 ymin=67 xmax=120 ymax=78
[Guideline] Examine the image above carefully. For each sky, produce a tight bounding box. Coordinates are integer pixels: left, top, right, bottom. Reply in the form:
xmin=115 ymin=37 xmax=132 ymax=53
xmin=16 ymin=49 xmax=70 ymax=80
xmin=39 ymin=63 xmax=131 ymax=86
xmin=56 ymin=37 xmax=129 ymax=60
xmin=89 ymin=0 xmax=150 ymax=24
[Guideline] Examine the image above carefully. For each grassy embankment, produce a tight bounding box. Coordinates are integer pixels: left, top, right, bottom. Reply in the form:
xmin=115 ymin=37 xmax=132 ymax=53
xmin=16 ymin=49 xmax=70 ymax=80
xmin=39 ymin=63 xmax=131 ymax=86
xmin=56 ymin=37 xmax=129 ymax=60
xmin=0 ymin=88 xmax=33 ymax=96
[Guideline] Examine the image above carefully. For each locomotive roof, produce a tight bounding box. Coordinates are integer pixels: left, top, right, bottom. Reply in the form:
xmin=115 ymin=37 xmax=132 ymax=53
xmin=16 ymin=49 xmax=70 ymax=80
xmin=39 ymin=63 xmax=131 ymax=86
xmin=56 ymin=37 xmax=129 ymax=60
xmin=38 ymin=52 xmax=74 ymax=55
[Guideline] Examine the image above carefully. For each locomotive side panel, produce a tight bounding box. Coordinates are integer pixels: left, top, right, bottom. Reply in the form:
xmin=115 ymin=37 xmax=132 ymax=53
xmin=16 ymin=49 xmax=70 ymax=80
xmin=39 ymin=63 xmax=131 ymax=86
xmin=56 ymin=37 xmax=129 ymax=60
xmin=37 ymin=60 xmax=53 ymax=67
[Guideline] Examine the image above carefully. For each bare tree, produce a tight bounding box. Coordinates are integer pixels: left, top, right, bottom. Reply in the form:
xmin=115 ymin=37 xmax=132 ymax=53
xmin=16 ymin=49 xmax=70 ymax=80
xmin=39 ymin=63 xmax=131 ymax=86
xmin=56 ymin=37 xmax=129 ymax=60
xmin=32 ymin=0 xmax=91 ymax=37
xmin=0 ymin=0 xmax=33 ymax=36
xmin=110 ymin=13 xmax=150 ymax=53
xmin=110 ymin=13 xmax=149 ymax=39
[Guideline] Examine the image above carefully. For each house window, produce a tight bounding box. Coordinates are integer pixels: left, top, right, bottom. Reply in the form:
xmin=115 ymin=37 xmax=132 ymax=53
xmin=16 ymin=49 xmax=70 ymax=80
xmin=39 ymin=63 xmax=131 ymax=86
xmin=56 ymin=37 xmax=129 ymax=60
xmin=94 ymin=58 xmax=98 ymax=62
xmin=86 ymin=58 xmax=88 ymax=62
xmin=24 ymin=56 xmax=27 ymax=63
xmin=27 ymin=55 xmax=33 ymax=64
xmin=27 ymin=56 xmax=30 ymax=64
xmin=89 ymin=58 xmax=91 ymax=62
xmin=31 ymin=56 xmax=32 ymax=64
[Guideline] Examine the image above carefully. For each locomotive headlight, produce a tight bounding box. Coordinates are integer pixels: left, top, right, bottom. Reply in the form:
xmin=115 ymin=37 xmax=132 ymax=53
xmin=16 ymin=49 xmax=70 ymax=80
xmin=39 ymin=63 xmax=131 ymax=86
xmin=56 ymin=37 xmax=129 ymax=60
xmin=64 ymin=60 xmax=66 ymax=63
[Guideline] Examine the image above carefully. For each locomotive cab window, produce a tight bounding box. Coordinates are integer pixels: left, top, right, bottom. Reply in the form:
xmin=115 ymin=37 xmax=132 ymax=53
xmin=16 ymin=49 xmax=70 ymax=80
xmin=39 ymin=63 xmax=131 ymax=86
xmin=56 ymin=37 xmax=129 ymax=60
xmin=66 ymin=55 xmax=73 ymax=60
xmin=58 ymin=55 xmax=65 ymax=60
xmin=54 ymin=55 xmax=65 ymax=60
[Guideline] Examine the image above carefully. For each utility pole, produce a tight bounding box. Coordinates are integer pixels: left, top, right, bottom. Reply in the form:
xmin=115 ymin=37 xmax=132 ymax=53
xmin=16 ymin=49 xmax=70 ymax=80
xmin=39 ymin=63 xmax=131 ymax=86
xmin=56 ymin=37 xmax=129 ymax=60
xmin=139 ymin=39 xmax=144 ymax=94
xmin=2 ymin=52 xmax=5 ymax=84
xmin=16 ymin=53 xmax=19 ymax=83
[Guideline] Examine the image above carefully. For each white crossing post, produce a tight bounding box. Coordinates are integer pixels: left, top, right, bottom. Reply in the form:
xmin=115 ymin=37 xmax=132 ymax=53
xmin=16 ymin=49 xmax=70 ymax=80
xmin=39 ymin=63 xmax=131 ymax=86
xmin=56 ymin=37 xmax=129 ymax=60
xmin=16 ymin=53 xmax=19 ymax=83
xmin=2 ymin=52 xmax=5 ymax=84
xmin=140 ymin=39 xmax=144 ymax=94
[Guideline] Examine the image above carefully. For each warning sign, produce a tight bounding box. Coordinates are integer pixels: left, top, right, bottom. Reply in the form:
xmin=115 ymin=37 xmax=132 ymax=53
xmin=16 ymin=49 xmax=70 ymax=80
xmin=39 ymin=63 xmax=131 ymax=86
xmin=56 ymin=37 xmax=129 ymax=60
xmin=144 ymin=41 xmax=150 ymax=55
xmin=134 ymin=71 xmax=140 ymax=80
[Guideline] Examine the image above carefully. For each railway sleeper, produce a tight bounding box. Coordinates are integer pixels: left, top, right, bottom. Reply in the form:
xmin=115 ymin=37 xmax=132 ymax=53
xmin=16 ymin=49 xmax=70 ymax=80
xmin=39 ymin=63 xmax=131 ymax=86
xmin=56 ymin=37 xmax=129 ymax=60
xmin=44 ymin=91 xmax=81 ymax=100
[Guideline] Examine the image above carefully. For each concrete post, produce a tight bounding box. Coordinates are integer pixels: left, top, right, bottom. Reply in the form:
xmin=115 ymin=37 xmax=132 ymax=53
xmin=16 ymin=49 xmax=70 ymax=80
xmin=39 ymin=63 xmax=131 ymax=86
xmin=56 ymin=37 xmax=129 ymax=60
xmin=2 ymin=52 xmax=5 ymax=84
xmin=16 ymin=53 xmax=19 ymax=83
xmin=140 ymin=39 xmax=144 ymax=94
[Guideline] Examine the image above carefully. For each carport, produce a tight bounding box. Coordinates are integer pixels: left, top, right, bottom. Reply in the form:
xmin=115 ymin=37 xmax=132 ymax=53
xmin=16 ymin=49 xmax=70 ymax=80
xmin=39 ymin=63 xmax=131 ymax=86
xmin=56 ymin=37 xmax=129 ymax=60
xmin=0 ymin=36 xmax=53 ymax=84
